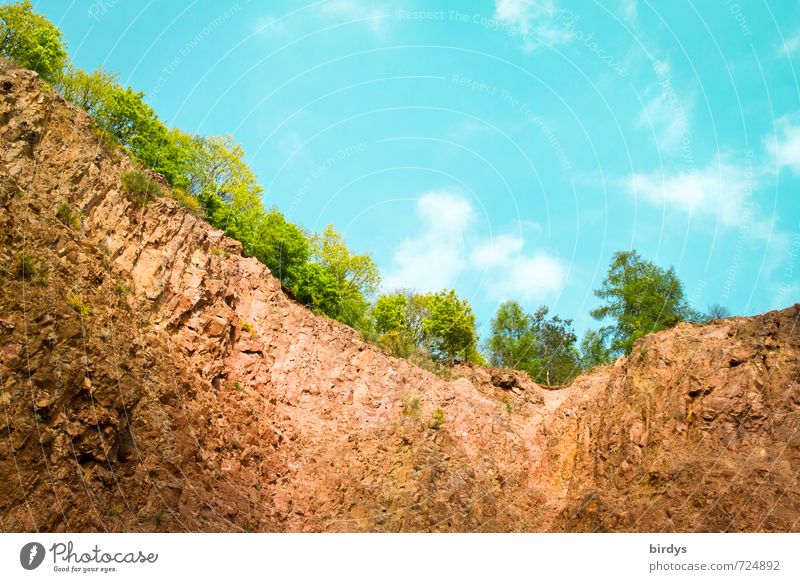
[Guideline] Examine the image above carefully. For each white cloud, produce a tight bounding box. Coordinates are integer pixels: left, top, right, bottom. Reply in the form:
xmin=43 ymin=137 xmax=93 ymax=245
xmin=493 ymin=0 xmax=573 ymax=51
xmin=765 ymin=115 xmax=800 ymax=175
xmin=635 ymin=59 xmax=693 ymax=154
xmin=384 ymin=192 xmax=565 ymax=302
xmin=778 ymin=32 xmax=800 ymax=57
xmin=486 ymin=252 xmax=566 ymax=301
xmin=382 ymin=191 xmax=475 ymax=292
xmin=319 ymin=0 xmax=389 ymax=35
xmin=625 ymin=155 xmax=761 ymax=231
xmin=471 ymin=234 xmax=524 ymax=267
xmin=619 ymin=0 xmax=637 ymax=26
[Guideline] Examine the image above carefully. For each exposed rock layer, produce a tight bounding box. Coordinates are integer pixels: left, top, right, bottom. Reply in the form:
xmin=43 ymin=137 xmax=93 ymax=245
xmin=1 ymin=64 xmax=798 ymax=532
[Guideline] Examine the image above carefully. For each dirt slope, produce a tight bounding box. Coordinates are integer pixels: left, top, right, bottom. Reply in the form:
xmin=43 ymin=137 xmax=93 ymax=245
xmin=1 ymin=63 xmax=798 ymax=532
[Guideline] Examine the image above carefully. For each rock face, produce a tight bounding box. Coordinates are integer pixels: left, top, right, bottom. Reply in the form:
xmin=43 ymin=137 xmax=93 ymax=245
xmin=1 ymin=62 xmax=798 ymax=532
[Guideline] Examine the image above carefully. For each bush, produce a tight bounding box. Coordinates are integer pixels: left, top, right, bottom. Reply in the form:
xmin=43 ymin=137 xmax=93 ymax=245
xmin=402 ymin=395 xmax=420 ymax=417
xmin=121 ymin=170 xmax=162 ymax=207
xmin=15 ymin=253 xmax=36 ymax=279
xmin=67 ymin=292 xmax=92 ymax=318
xmin=429 ymin=408 xmax=445 ymax=429
xmin=56 ymin=202 xmax=80 ymax=228
xmin=169 ymin=187 xmax=201 ymax=214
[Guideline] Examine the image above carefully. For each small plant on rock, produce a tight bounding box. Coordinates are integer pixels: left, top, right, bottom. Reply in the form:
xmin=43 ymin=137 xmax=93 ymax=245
xmin=402 ymin=395 xmax=420 ymax=417
xmin=67 ymin=292 xmax=92 ymax=318
xmin=121 ymin=170 xmax=162 ymax=207
xmin=56 ymin=202 xmax=81 ymax=228
xmin=429 ymin=407 xmax=445 ymax=429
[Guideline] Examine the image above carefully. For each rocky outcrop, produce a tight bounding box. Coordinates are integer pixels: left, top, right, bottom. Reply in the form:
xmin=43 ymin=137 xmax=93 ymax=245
xmin=1 ymin=62 xmax=798 ymax=532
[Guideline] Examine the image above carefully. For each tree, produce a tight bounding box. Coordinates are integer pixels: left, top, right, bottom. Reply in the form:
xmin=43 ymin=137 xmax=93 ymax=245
xmin=0 ymin=1 xmax=67 ymax=83
xmin=251 ymin=209 xmax=309 ymax=285
xmin=579 ymin=328 xmax=612 ymax=370
xmin=290 ymin=263 xmax=341 ymax=317
xmin=423 ymin=289 xmax=477 ymax=363
xmin=704 ymin=303 xmax=731 ymax=322
xmin=591 ymin=250 xmax=693 ymax=355
xmin=371 ymin=293 xmax=409 ymax=335
xmin=487 ymin=301 xmax=581 ymax=385
xmin=310 ymin=225 xmax=380 ymax=328
xmin=529 ymin=306 xmax=581 ymax=385
xmin=486 ymin=300 xmax=538 ymax=373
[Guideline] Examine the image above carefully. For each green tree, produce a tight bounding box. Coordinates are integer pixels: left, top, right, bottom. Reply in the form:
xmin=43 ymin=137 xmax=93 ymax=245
xmin=0 ymin=0 xmax=67 ymax=82
xmin=591 ymin=250 xmax=693 ymax=355
xmin=251 ymin=208 xmax=309 ymax=284
xmin=529 ymin=306 xmax=580 ymax=385
xmin=486 ymin=300 xmax=537 ymax=371
xmin=371 ymin=292 xmax=409 ymax=335
xmin=423 ymin=289 xmax=477 ymax=363
xmin=310 ymin=225 xmax=380 ymax=328
xmin=487 ymin=301 xmax=580 ymax=385
xmin=290 ymin=263 xmax=341 ymax=316
xmin=579 ymin=328 xmax=612 ymax=370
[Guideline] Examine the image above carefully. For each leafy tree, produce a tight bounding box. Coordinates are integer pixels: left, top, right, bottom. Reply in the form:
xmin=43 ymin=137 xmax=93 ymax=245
xmin=486 ymin=300 xmax=538 ymax=373
xmin=529 ymin=306 xmax=581 ymax=385
xmin=0 ymin=0 xmax=67 ymax=82
xmin=487 ymin=301 xmax=581 ymax=385
xmin=371 ymin=292 xmax=409 ymax=335
xmin=579 ymin=328 xmax=612 ymax=370
xmin=290 ymin=263 xmax=341 ymax=316
xmin=423 ymin=289 xmax=477 ymax=363
xmin=310 ymin=225 xmax=380 ymax=328
xmin=591 ymin=250 xmax=693 ymax=355
xmin=251 ymin=209 xmax=309 ymax=284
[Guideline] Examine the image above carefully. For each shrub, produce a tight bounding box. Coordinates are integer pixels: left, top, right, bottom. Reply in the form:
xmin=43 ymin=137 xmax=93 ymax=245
xmin=121 ymin=170 xmax=162 ymax=207
xmin=170 ymin=187 xmax=201 ymax=214
xmin=429 ymin=407 xmax=445 ymax=429
xmin=67 ymin=292 xmax=92 ymax=318
xmin=402 ymin=395 xmax=420 ymax=417
xmin=56 ymin=202 xmax=80 ymax=228
xmin=15 ymin=253 xmax=38 ymax=279
xmin=240 ymin=321 xmax=254 ymax=334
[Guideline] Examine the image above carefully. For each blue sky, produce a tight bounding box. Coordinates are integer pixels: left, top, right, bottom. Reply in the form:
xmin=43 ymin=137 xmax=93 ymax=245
xmin=31 ymin=0 xmax=800 ymax=338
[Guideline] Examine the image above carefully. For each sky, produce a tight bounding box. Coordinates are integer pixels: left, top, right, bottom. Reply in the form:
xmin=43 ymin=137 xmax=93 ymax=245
xmin=30 ymin=0 xmax=800 ymax=339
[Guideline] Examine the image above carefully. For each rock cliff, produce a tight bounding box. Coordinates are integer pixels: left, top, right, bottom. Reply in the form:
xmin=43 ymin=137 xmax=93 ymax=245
xmin=1 ymin=62 xmax=798 ymax=532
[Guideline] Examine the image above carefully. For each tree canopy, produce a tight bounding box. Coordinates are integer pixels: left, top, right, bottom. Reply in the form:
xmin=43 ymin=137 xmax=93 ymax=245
xmin=590 ymin=250 xmax=695 ymax=355
xmin=487 ymin=301 xmax=581 ymax=385
xmin=0 ymin=0 xmax=66 ymax=82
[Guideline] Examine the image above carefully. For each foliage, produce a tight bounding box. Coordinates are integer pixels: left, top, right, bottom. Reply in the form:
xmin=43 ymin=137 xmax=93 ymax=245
xmin=121 ymin=170 xmax=162 ymax=207
xmin=240 ymin=321 xmax=254 ymax=334
xmin=579 ymin=328 xmax=613 ymax=370
xmin=251 ymin=209 xmax=309 ymax=285
xmin=591 ymin=250 xmax=694 ymax=356
xmin=486 ymin=300 xmax=581 ymax=385
xmin=289 ymin=262 xmax=342 ymax=317
xmin=67 ymin=292 xmax=92 ymax=318
xmin=0 ymin=1 xmax=67 ymax=82
xmin=15 ymin=252 xmax=37 ymax=279
xmin=309 ymin=225 xmax=380 ymax=328
xmin=371 ymin=292 xmax=409 ymax=335
xmin=486 ymin=300 xmax=538 ymax=372
xmin=423 ymin=289 xmax=477 ymax=363
xmin=402 ymin=395 xmax=420 ymax=417
xmin=56 ymin=202 xmax=80 ymax=228
xmin=528 ymin=306 xmax=581 ymax=385
xmin=429 ymin=408 xmax=445 ymax=429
